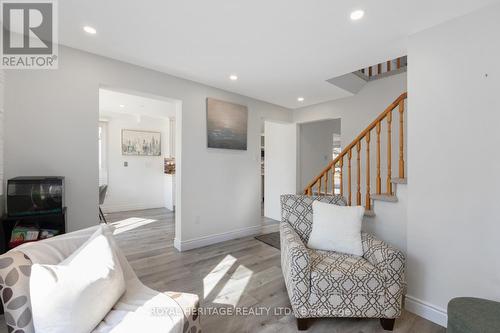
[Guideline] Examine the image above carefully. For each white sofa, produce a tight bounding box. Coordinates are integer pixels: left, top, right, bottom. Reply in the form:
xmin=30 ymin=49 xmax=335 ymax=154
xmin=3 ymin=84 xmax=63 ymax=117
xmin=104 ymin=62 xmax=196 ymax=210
xmin=0 ymin=225 xmax=201 ymax=333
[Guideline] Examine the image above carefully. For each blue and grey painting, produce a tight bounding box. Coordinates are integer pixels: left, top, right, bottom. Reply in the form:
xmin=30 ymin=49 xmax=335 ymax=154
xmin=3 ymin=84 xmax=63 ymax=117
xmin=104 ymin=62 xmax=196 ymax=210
xmin=207 ymin=98 xmax=248 ymax=150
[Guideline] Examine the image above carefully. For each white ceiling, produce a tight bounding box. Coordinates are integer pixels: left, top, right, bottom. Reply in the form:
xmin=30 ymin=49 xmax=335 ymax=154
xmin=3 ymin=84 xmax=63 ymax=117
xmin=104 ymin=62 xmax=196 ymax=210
xmin=60 ymin=0 xmax=499 ymax=109
xmin=99 ymin=89 xmax=177 ymax=119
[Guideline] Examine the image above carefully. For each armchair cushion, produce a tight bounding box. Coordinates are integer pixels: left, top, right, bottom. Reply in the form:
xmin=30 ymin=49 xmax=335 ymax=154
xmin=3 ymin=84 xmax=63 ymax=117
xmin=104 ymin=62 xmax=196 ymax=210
xmin=307 ymin=202 xmax=364 ymax=256
xmin=310 ymin=250 xmax=384 ymax=296
xmin=280 ymin=194 xmax=346 ymax=243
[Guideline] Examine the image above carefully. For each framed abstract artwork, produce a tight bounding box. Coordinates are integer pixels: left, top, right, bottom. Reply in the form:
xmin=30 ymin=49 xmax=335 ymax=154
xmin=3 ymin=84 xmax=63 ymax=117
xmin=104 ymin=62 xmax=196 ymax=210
xmin=206 ymin=98 xmax=248 ymax=150
xmin=121 ymin=129 xmax=161 ymax=156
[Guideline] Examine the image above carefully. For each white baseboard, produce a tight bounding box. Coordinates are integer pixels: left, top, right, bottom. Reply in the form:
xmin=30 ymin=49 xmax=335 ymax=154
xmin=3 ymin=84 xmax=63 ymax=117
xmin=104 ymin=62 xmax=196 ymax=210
xmin=102 ymin=202 xmax=165 ymax=213
xmin=405 ymin=295 xmax=447 ymax=327
xmin=174 ymin=222 xmax=280 ymax=252
xmin=261 ymin=222 xmax=280 ymax=234
xmin=174 ymin=237 xmax=182 ymax=251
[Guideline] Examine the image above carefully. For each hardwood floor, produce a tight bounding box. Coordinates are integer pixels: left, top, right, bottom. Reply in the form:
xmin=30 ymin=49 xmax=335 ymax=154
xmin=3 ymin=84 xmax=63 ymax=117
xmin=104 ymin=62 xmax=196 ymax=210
xmin=107 ymin=208 xmax=444 ymax=333
xmin=0 ymin=208 xmax=445 ymax=333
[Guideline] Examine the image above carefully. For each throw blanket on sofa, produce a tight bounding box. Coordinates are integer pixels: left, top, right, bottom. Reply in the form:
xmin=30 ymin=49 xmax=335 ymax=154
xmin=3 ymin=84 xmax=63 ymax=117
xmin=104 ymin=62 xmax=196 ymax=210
xmin=0 ymin=225 xmax=200 ymax=333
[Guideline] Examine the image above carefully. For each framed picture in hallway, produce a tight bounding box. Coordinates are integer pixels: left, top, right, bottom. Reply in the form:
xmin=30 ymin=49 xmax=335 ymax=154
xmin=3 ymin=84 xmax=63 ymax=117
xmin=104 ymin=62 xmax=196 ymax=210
xmin=122 ymin=129 xmax=161 ymax=156
xmin=206 ymin=98 xmax=248 ymax=150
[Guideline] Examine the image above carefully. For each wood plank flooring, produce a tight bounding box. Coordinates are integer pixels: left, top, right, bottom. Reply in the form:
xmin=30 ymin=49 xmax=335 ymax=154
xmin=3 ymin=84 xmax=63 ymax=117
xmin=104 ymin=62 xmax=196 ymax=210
xmin=107 ymin=208 xmax=444 ymax=333
xmin=0 ymin=208 xmax=446 ymax=333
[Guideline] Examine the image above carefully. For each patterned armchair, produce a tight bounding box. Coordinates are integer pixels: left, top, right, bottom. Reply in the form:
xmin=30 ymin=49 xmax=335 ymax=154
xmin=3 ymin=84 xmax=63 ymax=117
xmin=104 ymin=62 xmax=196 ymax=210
xmin=280 ymin=194 xmax=406 ymax=331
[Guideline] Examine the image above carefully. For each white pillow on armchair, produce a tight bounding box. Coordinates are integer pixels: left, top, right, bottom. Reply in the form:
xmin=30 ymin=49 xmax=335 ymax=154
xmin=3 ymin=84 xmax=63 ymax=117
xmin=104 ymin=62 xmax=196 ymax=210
xmin=307 ymin=201 xmax=365 ymax=256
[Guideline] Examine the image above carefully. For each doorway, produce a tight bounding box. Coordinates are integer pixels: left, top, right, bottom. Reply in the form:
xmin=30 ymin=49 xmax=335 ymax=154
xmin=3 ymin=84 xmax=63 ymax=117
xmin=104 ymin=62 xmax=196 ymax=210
xmin=298 ymin=119 xmax=341 ymax=194
xmin=98 ymin=88 xmax=179 ymax=221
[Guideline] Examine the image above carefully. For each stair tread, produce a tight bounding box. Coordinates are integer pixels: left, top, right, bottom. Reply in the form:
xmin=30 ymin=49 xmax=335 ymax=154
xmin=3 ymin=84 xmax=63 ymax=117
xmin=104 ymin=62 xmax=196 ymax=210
xmin=370 ymin=194 xmax=398 ymax=202
xmin=391 ymin=177 xmax=407 ymax=184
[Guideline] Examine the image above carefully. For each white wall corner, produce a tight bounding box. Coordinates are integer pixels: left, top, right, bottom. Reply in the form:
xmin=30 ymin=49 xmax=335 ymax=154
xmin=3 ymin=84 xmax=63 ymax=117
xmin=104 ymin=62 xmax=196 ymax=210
xmin=405 ymin=295 xmax=447 ymax=328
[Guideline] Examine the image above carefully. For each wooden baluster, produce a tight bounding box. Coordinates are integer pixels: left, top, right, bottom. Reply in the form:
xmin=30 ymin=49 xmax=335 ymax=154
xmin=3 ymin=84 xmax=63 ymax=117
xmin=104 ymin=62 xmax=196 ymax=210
xmin=368 ymin=66 xmax=372 ymax=77
xmin=318 ymin=176 xmax=322 ymax=196
xmin=339 ymin=158 xmax=344 ymax=197
xmin=387 ymin=60 xmax=391 ymax=72
xmin=324 ymin=171 xmax=329 ymax=195
xmin=331 ymin=163 xmax=336 ymax=195
xmin=387 ymin=112 xmax=393 ymax=194
xmin=307 ymin=187 xmax=311 ymax=196
xmin=348 ymin=149 xmax=352 ymax=205
xmin=397 ymin=57 xmax=401 ymax=69
xmin=365 ymin=132 xmax=371 ymax=210
xmin=356 ymin=141 xmax=361 ymax=205
xmin=376 ymin=122 xmax=382 ymax=194
xmin=377 ymin=63 xmax=382 ymax=75
xmin=398 ymin=100 xmax=405 ymax=179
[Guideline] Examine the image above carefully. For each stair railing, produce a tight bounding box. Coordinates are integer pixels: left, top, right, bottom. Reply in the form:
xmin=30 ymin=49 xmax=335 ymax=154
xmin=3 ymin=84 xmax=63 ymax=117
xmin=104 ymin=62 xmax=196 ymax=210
xmin=360 ymin=56 xmax=407 ymax=79
xmin=304 ymin=92 xmax=408 ymax=211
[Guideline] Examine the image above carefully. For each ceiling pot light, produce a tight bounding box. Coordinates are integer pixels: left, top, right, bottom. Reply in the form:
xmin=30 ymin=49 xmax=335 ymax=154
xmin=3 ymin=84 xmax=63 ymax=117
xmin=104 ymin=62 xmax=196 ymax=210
xmin=119 ymin=104 xmax=125 ymax=108
xmin=83 ymin=26 xmax=97 ymax=34
xmin=229 ymin=74 xmax=238 ymax=81
xmin=350 ymin=10 xmax=364 ymax=21
xmin=297 ymin=97 xmax=304 ymax=102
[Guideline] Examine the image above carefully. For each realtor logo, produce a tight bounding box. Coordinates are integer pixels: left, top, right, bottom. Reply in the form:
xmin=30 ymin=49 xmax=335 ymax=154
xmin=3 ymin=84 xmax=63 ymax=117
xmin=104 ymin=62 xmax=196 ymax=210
xmin=1 ymin=0 xmax=58 ymax=69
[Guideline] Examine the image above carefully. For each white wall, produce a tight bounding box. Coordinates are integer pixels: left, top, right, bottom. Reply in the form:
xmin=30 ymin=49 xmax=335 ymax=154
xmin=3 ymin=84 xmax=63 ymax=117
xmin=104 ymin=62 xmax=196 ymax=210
xmin=264 ymin=121 xmax=298 ymax=221
xmin=299 ymin=119 xmax=341 ymax=191
xmin=363 ymin=184 xmax=407 ymax=251
xmin=101 ymin=113 xmax=169 ymax=212
xmin=294 ymin=73 xmax=406 ymax=149
xmin=406 ymin=3 xmax=500 ymax=326
xmin=4 ymin=46 xmax=292 ymax=238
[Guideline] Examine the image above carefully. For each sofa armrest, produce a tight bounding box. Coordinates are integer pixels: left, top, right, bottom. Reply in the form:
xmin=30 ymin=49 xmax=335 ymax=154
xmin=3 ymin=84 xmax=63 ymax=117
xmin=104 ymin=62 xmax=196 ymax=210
xmin=164 ymin=291 xmax=201 ymax=333
xmin=362 ymin=232 xmax=406 ymax=317
xmin=0 ymin=251 xmax=35 ymax=333
xmin=280 ymin=223 xmax=310 ymax=317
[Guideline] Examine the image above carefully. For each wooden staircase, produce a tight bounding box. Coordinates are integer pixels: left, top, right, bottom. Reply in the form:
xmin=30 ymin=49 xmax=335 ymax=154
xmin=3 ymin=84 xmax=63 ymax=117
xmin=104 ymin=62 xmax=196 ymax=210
xmin=356 ymin=56 xmax=407 ymax=81
xmin=304 ymin=92 xmax=408 ymax=215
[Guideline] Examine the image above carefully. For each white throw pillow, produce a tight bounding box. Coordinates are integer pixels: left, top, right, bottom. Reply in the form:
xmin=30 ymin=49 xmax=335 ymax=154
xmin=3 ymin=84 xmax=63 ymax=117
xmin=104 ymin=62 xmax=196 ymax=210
xmin=30 ymin=225 xmax=126 ymax=333
xmin=307 ymin=201 xmax=365 ymax=256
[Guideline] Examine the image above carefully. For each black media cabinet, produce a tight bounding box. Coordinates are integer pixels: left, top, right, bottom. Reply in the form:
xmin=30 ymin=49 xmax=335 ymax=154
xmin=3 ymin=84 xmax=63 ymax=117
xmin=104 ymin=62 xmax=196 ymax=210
xmin=0 ymin=207 xmax=67 ymax=254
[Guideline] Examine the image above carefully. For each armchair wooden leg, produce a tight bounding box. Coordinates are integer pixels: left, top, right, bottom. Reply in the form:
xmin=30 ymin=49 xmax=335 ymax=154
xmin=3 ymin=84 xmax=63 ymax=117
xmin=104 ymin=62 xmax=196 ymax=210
xmin=297 ymin=318 xmax=309 ymax=331
xmin=380 ymin=318 xmax=395 ymax=331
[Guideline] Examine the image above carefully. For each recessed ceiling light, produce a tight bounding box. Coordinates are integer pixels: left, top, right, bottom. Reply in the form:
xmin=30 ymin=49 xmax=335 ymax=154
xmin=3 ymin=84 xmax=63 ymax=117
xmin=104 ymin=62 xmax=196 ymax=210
xmin=350 ymin=10 xmax=364 ymax=21
xmin=83 ymin=26 xmax=97 ymax=34
xmin=229 ymin=74 xmax=238 ymax=81
xmin=297 ymin=97 xmax=305 ymax=102
xmin=119 ymin=104 xmax=125 ymax=108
